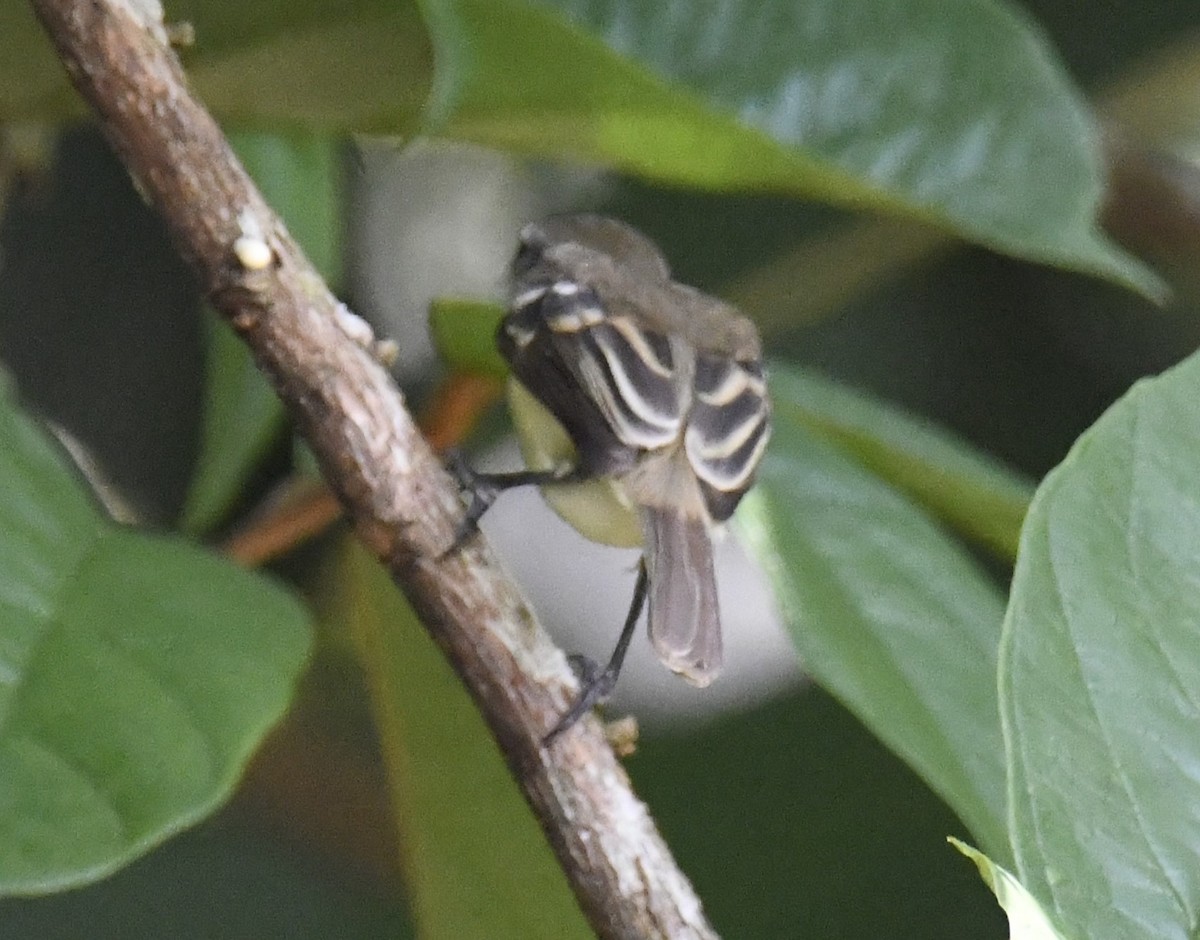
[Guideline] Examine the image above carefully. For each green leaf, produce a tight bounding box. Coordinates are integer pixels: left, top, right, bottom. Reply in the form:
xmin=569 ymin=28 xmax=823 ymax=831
xmin=0 ymin=6 xmax=75 ymax=120
xmin=2 ymin=1 xmax=431 ymax=132
xmin=1001 ymin=350 xmax=1200 ymax=938
xmin=771 ymin=366 xmax=1034 ymax=561
xmin=317 ymin=538 xmax=589 ymax=940
xmin=738 ymin=416 xmax=1009 ymax=860
xmin=950 ymin=839 xmax=1066 ymax=940
xmin=9 ymin=0 xmax=1158 ymax=291
xmin=187 ymin=1 xmax=431 ymax=132
xmin=418 ymin=0 xmax=1160 ymax=295
xmin=0 ymin=383 xmax=312 ymax=895
xmin=428 ymin=297 xmax=508 ymax=378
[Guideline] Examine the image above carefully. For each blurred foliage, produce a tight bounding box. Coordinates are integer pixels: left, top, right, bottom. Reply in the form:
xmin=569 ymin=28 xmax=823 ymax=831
xmin=952 ymin=840 xmax=1066 ymax=940
xmin=315 ymin=538 xmax=589 ymax=939
xmin=1001 ymin=350 xmax=1200 ymax=938
xmin=2 ymin=0 xmax=1200 ymax=937
xmin=0 ymin=376 xmax=312 ymax=895
xmin=0 ymin=814 xmax=414 ymax=938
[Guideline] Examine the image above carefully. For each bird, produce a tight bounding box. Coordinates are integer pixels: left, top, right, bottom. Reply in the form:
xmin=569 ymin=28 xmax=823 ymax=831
xmin=448 ymin=214 xmax=771 ymax=742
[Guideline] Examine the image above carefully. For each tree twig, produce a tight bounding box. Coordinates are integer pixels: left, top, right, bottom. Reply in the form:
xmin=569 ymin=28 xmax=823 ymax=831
xmin=30 ymin=1 xmax=716 ymax=936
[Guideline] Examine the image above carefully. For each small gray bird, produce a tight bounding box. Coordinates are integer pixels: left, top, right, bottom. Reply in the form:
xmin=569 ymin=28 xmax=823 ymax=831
xmin=450 ymin=215 xmax=771 ymax=741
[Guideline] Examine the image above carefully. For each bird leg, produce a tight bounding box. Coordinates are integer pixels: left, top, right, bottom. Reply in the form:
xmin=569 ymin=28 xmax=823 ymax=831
xmin=543 ymin=557 xmax=649 ymax=745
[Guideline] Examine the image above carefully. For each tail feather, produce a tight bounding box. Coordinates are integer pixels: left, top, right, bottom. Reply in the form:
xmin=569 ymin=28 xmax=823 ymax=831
xmin=641 ymin=505 xmax=722 ymax=686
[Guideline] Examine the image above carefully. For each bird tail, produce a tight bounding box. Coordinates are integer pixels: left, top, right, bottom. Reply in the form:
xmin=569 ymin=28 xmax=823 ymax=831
xmin=641 ymin=504 xmax=722 ymax=686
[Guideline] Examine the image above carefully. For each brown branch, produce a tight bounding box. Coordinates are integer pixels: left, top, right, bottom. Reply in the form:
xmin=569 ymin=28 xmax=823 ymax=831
xmin=29 ymin=1 xmax=716 ymax=937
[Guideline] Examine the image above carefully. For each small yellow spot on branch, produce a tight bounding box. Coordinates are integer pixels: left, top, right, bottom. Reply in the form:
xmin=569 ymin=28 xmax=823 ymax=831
xmin=165 ymin=21 xmax=195 ymax=48
xmin=233 ymin=208 xmax=273 ymax=270
xmin=604 ymin=716 xmax=639 ymax=757
xmin=234 ymin=236 xmax=272 ymax=270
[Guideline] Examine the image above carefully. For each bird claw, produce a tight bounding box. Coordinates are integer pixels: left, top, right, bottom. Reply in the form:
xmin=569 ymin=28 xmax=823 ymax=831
xmin=543 ymin=656 xmax=619 ymax=745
